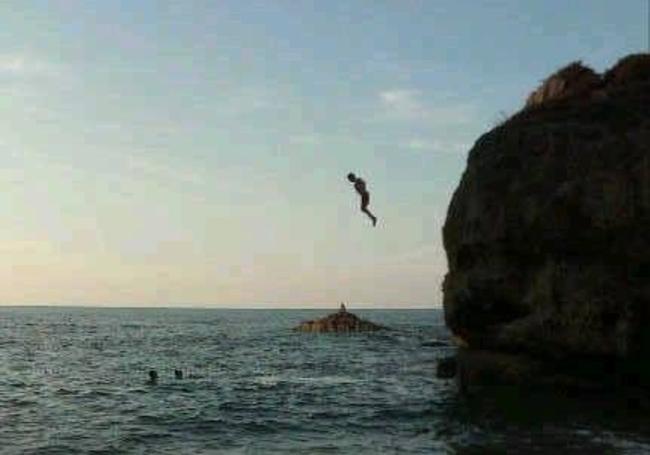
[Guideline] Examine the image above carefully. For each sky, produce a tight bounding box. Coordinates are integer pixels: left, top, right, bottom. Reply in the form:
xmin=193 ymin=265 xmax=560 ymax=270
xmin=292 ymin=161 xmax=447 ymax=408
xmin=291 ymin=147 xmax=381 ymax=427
xmin=1 ymin=1 xmax=647 ymax=307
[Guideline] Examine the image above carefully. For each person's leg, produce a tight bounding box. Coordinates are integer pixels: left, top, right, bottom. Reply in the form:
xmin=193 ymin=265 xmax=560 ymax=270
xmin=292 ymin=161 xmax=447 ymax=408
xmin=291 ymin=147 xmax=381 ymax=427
xmin=361 ymin=195 xmax=377 ymax=226
xmin=363 ymin=207 xmax=377 ymax=226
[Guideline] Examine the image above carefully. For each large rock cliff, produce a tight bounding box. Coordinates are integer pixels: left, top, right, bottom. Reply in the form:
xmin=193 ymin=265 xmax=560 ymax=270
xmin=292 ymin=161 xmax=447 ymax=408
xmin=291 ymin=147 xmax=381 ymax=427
xmin=442 ymin=54 xmax=650 ymax=391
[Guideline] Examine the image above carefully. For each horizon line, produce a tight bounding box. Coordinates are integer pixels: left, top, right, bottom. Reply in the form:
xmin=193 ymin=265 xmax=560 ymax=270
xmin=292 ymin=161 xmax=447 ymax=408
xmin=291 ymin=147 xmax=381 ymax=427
xmin=0 ymin=303 xmax=441 ymax=310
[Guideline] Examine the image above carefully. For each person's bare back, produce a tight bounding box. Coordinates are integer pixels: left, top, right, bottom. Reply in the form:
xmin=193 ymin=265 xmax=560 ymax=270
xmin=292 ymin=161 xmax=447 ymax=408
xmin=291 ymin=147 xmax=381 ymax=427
xmin=347 ymin=172 xmax=378 ymax=226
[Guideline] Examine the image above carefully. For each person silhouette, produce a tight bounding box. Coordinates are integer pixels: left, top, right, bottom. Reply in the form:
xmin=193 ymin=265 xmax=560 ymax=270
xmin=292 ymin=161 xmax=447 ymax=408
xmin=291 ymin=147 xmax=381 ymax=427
xmin=146 ymin=370 xmax=158 ymax=385
xmin=347 ymin=173 xmax=377 ymax=226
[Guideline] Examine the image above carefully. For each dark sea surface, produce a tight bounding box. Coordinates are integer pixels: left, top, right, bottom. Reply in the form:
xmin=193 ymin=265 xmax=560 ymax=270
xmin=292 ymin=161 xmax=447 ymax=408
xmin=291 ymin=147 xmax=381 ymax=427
xmin=1 ymin=307 xmax=650 ymax=454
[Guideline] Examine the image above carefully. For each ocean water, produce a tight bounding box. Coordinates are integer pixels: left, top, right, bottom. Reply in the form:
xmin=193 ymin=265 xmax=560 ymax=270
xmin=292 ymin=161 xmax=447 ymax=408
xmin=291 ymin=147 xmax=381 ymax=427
xmin=1 ymin=307 xmax=650 ymax=454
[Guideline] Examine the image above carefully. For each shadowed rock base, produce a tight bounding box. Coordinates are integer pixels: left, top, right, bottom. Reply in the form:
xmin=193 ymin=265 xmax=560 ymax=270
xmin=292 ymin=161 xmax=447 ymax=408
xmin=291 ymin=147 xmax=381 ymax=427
xmin=449 ymin=348 xmax=650 ymax=410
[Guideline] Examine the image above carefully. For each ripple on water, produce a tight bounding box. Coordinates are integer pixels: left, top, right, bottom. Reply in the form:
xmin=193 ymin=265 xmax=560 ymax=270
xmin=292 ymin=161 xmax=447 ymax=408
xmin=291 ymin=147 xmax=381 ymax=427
xmin=2 ymin=308 xmax=650 ymax=454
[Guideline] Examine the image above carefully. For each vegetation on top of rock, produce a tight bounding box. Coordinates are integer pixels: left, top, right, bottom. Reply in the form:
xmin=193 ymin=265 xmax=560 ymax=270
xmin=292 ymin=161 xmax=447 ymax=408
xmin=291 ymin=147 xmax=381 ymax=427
xmin=521 ymin=53 xmax=650 ymax=115
xmin=604 ymin=53 xmax=650 ymax=87
xmin=525 ymin=61 xmax=600 ymax=109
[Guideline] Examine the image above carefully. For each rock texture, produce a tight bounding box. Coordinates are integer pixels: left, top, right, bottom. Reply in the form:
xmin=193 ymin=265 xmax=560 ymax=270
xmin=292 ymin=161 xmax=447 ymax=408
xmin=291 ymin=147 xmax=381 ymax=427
xmin=442 ymin=54 xmax=650 ymax=392
xmin=294 ymin=305 xmax=385 ymax=333
xmin=525 ymin=61 xmax=600 ymax=109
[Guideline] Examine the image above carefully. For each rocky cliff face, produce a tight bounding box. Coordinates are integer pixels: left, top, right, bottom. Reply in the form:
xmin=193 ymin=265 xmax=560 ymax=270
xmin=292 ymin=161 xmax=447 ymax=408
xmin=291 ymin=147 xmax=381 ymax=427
xmin=442 ymin=54 xmax=650 ymax=391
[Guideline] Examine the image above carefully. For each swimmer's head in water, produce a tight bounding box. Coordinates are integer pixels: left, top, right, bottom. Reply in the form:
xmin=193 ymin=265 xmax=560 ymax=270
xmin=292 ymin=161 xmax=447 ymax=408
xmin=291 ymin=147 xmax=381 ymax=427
xmin=347 ymin=173 xmax=356 ymax=182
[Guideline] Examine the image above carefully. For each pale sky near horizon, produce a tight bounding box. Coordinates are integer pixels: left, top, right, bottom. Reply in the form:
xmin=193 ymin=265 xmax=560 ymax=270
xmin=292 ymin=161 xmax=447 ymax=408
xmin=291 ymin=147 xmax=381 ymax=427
xmin=1 ymin=1 xmax=647 ymax=307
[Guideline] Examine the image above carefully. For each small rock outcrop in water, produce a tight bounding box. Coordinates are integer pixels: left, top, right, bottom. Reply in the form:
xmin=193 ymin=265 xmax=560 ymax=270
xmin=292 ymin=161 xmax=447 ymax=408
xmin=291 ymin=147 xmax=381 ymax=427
xmin=442 ymin=54 xmax=650 ymax=393
xmin=294 ymin=304 xmax=385 ymax=333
